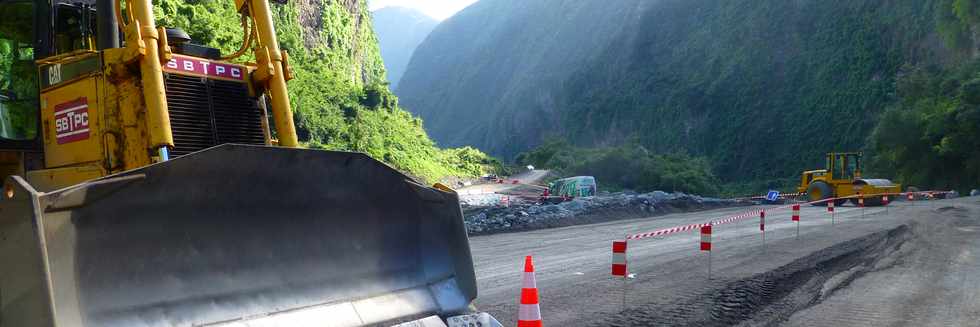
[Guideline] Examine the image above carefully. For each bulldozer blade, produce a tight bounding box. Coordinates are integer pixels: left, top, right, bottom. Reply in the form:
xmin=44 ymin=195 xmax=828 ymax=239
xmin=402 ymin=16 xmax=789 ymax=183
xmin=0 ymin=144 xmax=476 ymax=327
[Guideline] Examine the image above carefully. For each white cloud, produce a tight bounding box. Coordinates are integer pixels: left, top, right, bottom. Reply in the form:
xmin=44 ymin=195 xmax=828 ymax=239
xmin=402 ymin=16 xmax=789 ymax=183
xmin=369 ymin=0 xmax=478 ymax=20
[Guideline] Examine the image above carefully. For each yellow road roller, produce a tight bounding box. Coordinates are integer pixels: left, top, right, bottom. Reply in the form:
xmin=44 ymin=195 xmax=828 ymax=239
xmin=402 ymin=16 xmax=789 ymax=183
xmin=797 ymin=152 xmax=900 ymax=206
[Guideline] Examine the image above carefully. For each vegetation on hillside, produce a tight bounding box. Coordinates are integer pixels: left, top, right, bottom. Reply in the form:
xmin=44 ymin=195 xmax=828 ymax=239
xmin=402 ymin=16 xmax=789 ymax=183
xmin=398 ymin=0 xmax=640 ymax=156
xmin=867 ymin=1 xmax=980 ymax=193
xmin=560 ymin=0 xmax=939 ymax=181
xmin=153 ymin=0 xmax=500 ymax=181
xmin=401 ymin=0 xmax=979 ymax=194
xmin=867 ymin=63 xmax=980 ymax=193
xmin=516 ymin=140 xmax=721 ymax=196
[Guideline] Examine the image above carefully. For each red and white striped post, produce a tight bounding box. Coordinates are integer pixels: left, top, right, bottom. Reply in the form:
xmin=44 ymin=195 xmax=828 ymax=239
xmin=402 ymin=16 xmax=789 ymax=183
xmin=611 ymin=240 xmax=629 ymax=310
xmin=883 ymin=195 xmax=889 ymax=213
xmin=611 ymin=241 xmax=628 ymax=277
xmin=858 ymin=193 xmax=865 ymax=218
xmin=907 ymin=192 xmax=914 ymax=206
xmin=701 ymin=225 xmax=712 ymax=279
xmin=518 ymin=256 xmax=542 ymax=327
xmin=760 ymin=211 xmax=766 ymax=251
xmin=792 ymin=204 xmax=800 ymax=239
xmin=828 ymin=200 xmax=835 ymax=224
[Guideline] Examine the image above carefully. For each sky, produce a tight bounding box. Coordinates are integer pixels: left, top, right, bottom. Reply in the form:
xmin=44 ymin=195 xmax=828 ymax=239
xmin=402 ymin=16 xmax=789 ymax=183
xmin=368 ymin=0 xmax=478 ymax=20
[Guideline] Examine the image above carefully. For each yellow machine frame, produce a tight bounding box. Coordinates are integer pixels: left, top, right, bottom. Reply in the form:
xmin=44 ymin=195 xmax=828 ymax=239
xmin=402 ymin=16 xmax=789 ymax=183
xmin=0 ymin=0 xmax=482 ymax=325
xmin=798 ymin=152 xmax=900 ymax=205
xmin=4 ymin=0 xmax=299 ymax=191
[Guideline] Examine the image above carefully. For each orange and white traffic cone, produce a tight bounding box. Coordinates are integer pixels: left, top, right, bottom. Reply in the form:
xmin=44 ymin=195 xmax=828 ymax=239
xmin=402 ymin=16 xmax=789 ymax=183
xmin=518 ymin=256 xmax=542 ymax=327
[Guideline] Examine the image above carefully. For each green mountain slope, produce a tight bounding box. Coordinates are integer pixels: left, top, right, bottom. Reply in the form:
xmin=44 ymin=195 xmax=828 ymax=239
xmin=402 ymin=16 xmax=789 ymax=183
xmin=561 ymin=0 xmax=946 ymax=180
xmin=372 ymin=6 xmax=437 ymax=89
xmin=153 ymin=0 xmax=500 ymax=181
xmin=398 ymin=0 xmax=646 ymax=155
xmin=398 ymin=0 xmax=969 ymax=182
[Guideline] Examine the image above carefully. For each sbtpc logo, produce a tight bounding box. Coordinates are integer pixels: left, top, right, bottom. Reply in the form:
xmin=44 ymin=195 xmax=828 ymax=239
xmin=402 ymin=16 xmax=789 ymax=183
xmin=164 ymin=55 xmax=244 ymax=80
xmin=54 ymin=97 xmax=90 ymax=144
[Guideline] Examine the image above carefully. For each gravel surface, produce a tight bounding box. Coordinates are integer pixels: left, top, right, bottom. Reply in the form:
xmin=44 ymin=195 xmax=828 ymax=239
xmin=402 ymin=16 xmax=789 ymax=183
xmin=454 ymin=170 xmax=552 ymax=197
xmin=462 ymin=191 xmax=747 ymax=235
xmin=469 ymin=197 xmax=980 ymax=326
xmin=783 ymin=202 xmax=980 ymax=327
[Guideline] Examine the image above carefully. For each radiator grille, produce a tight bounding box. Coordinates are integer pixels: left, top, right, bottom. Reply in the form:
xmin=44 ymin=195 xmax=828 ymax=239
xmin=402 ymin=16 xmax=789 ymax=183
xmin=211 ymin=80 xmax=266 ymax=146
xmin=164 ymin=73 xmax=265 ymax=157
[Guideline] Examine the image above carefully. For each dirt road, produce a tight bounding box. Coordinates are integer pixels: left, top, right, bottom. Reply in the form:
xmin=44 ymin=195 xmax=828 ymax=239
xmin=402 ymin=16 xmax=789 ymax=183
xmin=456 ymin=169 xmax=550 ymax=195
xmin=470 ymin=197 xmax=980 ymax=326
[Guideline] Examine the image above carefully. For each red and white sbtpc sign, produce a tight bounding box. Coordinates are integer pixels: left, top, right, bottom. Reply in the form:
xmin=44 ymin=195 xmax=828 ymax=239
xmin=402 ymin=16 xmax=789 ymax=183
xmin=164 ymin=55 xmax=245 ymax=80
xmin=54 ymin=97 xmax=90 ymax=144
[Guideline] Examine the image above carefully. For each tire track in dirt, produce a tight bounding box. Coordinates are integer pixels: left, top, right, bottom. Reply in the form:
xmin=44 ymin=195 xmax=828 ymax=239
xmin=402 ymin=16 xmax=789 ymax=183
xmin=472 ymin=200 xmax=967 ymax=326
xmin=784 ymin=203 xmax=980 ymax=327
xmin=592 ymin=224 xmax=914 ymax=326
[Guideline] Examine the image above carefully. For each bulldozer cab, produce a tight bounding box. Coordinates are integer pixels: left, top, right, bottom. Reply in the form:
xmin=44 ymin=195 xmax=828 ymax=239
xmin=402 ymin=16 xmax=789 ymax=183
xmin=825 ymin=152 xmax=862 ymax=181
xmin=0 ymin=0 xmax=41 ymax=181
xmin=0 ymin=0 xmax=39 ymax=143
xmin=0 ymin=0 xmax=98 ymax=135
xmin=797 ymin=152 xmax=861 ymax=192
xmin=0 ymin=0 xmax=99 ymax=179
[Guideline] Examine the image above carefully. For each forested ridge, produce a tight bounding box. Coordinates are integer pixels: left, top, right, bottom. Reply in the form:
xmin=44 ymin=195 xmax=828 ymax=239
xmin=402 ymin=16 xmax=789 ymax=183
xmin=868 ymin=0 xmax=980 ymax=192
xmin=399 ymin=0 xmax=980 ymax=192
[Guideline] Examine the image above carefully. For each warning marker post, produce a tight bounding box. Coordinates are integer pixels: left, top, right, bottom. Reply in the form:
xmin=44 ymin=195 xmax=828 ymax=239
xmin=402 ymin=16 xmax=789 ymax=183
xmin=611 ymin=240 xmax=628 ymax=310
xmin=611 ymin=241 xmax=628 ymax=277
xmin=701 ymin=225 xmax=712 ymax=279
xmin=828 ymin=200 xmax=835 ymax=225
xmin=792 ymin=204 xmax=800 ymax=240
xmin=883 ymin=195 xmax=889 ymax=214
xmin=858 ymin=193 xmax=865 ymax=218
xmin=700 ymin=224 xmax=714 ymax=323
xmin=759 ymin=211 xmax=766 ymax=252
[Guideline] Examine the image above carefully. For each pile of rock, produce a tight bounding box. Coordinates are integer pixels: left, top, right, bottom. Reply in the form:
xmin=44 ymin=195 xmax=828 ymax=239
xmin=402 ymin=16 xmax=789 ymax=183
xmin=459 ymin=193 xmax=508 ymax=207
xmin=463 ymin=191 xmax=745 ymax=235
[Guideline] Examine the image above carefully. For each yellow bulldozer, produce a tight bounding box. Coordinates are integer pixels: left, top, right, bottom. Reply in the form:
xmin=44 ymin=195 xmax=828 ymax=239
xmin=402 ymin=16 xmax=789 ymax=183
xmin=0 ymin=0 xmax=478 ymax=326
xmin=798 ymin=152 xmax=900 ymax=206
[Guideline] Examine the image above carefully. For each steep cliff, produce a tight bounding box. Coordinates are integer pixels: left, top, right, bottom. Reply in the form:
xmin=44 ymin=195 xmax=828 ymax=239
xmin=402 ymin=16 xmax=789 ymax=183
xmin=154 ymin=0 xmax=499 ymax=181
xmin=372 ymin=6 xmax=437 ymax=88
xmin=397 ymin=0 xmax=967 ymax=181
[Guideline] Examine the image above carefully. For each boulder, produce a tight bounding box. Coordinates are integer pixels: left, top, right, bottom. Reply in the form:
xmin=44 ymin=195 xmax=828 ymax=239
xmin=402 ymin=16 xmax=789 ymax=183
xmin=650 ymin=191 xmax=672 ymax=201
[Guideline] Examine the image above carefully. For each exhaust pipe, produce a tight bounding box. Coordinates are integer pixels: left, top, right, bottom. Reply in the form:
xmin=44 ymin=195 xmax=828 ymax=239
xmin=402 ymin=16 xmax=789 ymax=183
xmin=96 ymin=0 xmax=119 ymax=49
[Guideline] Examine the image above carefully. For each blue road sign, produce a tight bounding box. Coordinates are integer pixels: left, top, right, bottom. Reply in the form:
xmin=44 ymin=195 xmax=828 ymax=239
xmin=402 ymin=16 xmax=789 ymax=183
xmin=766 ymin=190 xmax=780 ymax=201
